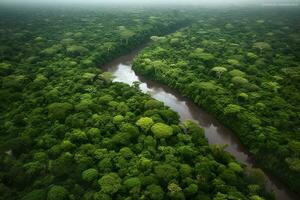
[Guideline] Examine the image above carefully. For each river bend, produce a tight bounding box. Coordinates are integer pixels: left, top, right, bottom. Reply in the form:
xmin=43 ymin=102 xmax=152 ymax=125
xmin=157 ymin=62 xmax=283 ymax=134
xmin=103 ymin=47 xmax=294 ymax=200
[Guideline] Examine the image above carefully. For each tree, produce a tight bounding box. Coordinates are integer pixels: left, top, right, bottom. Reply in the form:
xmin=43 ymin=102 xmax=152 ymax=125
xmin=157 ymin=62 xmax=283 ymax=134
xmin=180 ymin=164 xmax=192 ymax=177
xmin=231 ymin=76 xmax=249 ymax=86
xmin=197 ymin=81 xmax=219 ymax=94
xmin=151 ymin=123 xmax=173 ymax=139
xmin=82 ymin=168 xmax=98 ymax=182
xmin=285 ymin=157 xmax=300 ymax=172
xmin=145 ymin=184 xmax=164 ymax=200
xmin=250 ymin=195 xmax=265 ymax=200
xmin=2 ymin=75 xmax=28 ymax=90
xmin=49 ymin=152 xmax=73 ymax=177
xmin=0 ymin=62 xmax=12 ymax=76
xmin=220 ymin=169 xmax=237 ymax=184
xmin=227 ymin=59 xmax=240 ymax=66
xmin=82 ymin=72 xmax=96 ymax=81
xmin=61 ymin=38 xmax=75 ymax=46
xmin=98 ymin=173 xmax=121 ymax=194
xmin=238 ymin=93 xmax=248 ymax=101
xmin=98 ymin=95 xmax=113 ymax=104
xmin=246 ymin=52 xmax=258 ymax=61
xmin=87 ymin=127 xmax=100 ymax=138
xmin=31 ymin=74 xmax=48 ymax=90
xmin=99 ymin=72 xmax=114 ymax=83
xmin=22 ymin=189 xmax=46 ymax=200
xmin=23 ymin=161 xmax=44 ymax=177
xmin=150 ymin=36 xmax=166 ymax=42
xmin=98 ymin=158 xmax=113 ymax=173
xmin=93 ymin=192 xmax=111 ymax=200
xmin=111 ymin=131 xmax=132 ymax=146
xmin=75 ymin=99 xmax=94 ymax=112
xmin=184 ymin=184 xmax=198 ymax=196
xmin=41 ymin=45 xmax=61 ymax=56
xmin=124 ymin=177 xmax=141 ymax=189
xmin=66 ymin=45 xmax=88 ymax=57
xmin=178 ymin=145 xmax=196 ymax=159
xmin=198 ymin=52 xmax=215 ymax=62
xmin=154 ymin=164 xmax=178 ymax=181
xmin=228 ymin=162 xmax=243 ymax=173
xmin=224 ymin=104 xmax=244 ymax=115
xmin=253 ymin=42 xmax=271 ymax=54
xmin=229 ymin=69 xmax=246 ymax=77
xmin=170 ymin=38 xmax=180 ymax=46
xmin=261 ymin=81 xmax=280 ymax=93
xmin=119 ymin=28 xmax=135 ymax=44
xmin=211 ymin=66 xmax=227 ymax=79
xmin=47 ymin=185 xmax=69 ymax=200
xmin=136 ymin=117 xmax=154 ymax=132
xmin=113 ymin=115 xmax=124 ymax=124
xmin=145 ymin=99 xmax=164 ymax=109
xmin=167 ymin=183 xmax=184 ymax=199
xmin=48 ymin=102 xmax=73 ymax=122
xmin=69 ymin=129 xmax=88 ymax=143
xmin=102 ymin=42 xmax=116 ymax=52
xmin=247 ymin=168 xmax=266 ymax=186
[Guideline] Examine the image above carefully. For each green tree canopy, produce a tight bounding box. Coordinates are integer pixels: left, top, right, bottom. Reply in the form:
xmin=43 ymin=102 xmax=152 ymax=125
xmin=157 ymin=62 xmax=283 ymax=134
xmin=151 ymin=123 xmax=173 ymax=139
xmin=47 ymin=185 xmax=69 ymax=200
xmin=211 ymin=66 xmax=227 ymax=78
xmin=98 ymin=173 xmax=121 ymax=194
xmin=82 ymin=168 xmax=98 ymax=182
xmin=136 ymin=117 xmax=154 ymax=132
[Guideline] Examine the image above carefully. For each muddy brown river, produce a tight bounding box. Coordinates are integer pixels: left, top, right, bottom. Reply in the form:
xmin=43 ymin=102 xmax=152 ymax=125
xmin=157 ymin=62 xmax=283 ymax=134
xmin=103 ymin=47 xmax=296 ymax=200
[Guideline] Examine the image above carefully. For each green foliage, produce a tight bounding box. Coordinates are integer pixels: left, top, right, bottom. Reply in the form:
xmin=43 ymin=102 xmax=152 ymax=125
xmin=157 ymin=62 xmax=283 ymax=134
xmin=66 ymin=45 xmax=88 ymax=57
xmin=228 ymin=162 xmax=243 ymax=173
xmin=146 ymin=184 xmax=164 ymax=200
xmin=21 ymin=189 xmax=47 ymax=200
xmin=253 ymin=42 xmax=271 ymax=52
xmin=0 ymin=7 xmax=277 ymax=200
xmin=47 ymin=185 xmax=69 ymax=200
xmin=151 ymin=123 xmax=173 ymax=139
xmin=0 ymin=62 xmax=12 ymax=76
xmin=145 ymin=99 xmax=164 ymax=109
xmin=136 ymin=117 xmax=154 ymax=132
xmin=119 ymin=28 xmax=135 ymax=44
xmin=231 ymin=76 xmax=249 ymax=85
xmin=48 ymin=102 xmax=73 ymax=121
xmin=154 ymin=164 xmax=178 ymax=181
xmin=229 ymin=69 xmax=246 ymax=77
xmin=82 ymin=168 xmax=98 ymax=182
xmin=132 ymin=9 xmax=300 ymax=196
xmin=98 ymin=173 xmax=121 ymax=194
xmin=184 ymin=184 xmax=198 ymax=196
xmin=285 ymin=158 xmax=300 ymax=172
xmin=199 ymin=52 xmax=215 ymax=62
xmin=113 ymin=115 xmax=124 ymax=124
xmin=167 ymin=183 xmax=183 ymax=199
xmin=124 ymin=177 xmax=141 ymax=189
xmin=211 ymin=66 xmax=227 ymax=78
xmin=224 ymin=104 xmax=243 ymax=115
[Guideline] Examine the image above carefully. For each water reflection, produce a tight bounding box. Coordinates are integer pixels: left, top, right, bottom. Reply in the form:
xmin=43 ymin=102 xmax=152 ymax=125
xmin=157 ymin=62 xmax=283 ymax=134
xmin=106 ymin=62 xmax=251 ymax=162
xmin=103 ymin=50 xmax=295 ymax=200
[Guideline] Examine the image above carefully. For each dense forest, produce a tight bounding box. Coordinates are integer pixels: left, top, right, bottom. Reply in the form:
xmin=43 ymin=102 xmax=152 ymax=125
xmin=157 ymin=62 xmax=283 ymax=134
xmin=133 ymin=8 xmax=300 ymax=195
xmin=0 ymin=4 xmax=299 ymax=200
xmin=0 ymin=7 xmax=275 ymax=200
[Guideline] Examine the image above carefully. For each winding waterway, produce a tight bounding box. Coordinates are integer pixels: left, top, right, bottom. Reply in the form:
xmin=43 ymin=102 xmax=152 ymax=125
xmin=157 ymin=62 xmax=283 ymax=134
xmin=103 ymin=47 xmax=295 ymax=200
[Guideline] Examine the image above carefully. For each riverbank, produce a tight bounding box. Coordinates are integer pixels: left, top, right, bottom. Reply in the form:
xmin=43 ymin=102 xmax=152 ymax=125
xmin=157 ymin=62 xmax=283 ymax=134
xmin=103 ymin=46 xmax=297 ymax=200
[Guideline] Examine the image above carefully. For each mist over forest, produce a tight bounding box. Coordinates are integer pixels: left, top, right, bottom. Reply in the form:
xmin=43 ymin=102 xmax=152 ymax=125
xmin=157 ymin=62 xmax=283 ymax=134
xmin=1 ymin=0 xmax=300 ymax=6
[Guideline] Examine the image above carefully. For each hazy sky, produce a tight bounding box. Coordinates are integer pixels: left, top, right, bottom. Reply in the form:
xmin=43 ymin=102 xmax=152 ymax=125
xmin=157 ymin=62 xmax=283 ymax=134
xmin=1 ymin=0 xmax=299 ymax=6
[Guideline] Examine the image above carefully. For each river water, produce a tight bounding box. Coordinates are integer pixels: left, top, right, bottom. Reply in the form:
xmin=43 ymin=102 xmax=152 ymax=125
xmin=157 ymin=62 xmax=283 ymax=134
xmin=103 ymin=47 xmax=295 ymax=200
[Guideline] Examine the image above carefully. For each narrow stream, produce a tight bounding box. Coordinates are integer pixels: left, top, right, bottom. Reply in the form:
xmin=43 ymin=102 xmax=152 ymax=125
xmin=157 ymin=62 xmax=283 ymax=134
xmin=103 ymin=47 xmax=295 ymax=200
